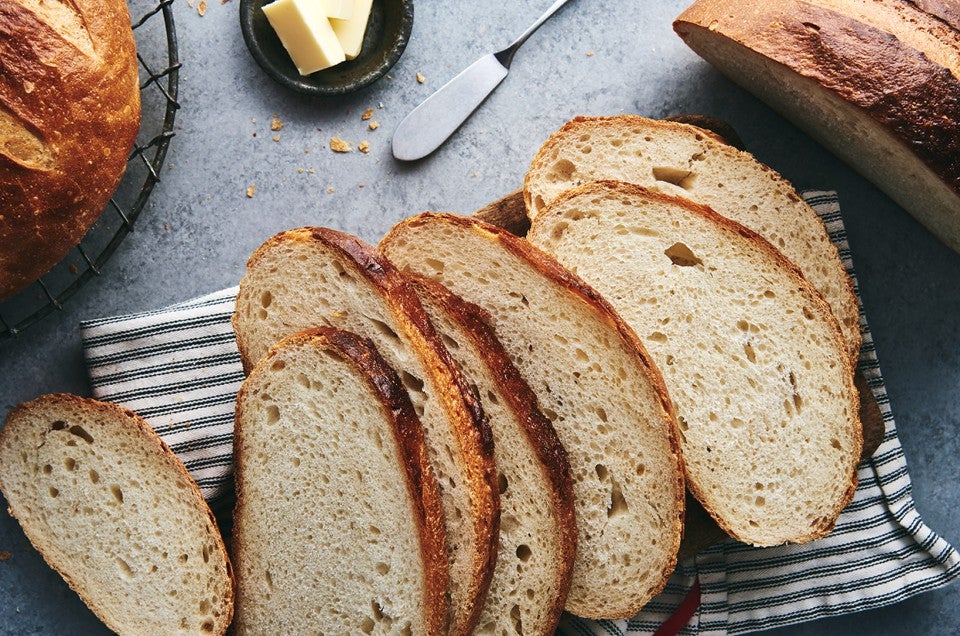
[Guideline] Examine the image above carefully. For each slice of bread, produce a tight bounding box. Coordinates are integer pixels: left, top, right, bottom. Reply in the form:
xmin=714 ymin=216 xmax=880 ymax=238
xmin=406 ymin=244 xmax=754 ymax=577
xmin=527 ymin=181 xmax=862 ymax=545
xmin=523 ymin=115 xmax=861 ymax=364
xmin=0 ymin=394 xmax=234 ymax=635
xmin=379 ymin=213 xmax=685 ymax=619
xmin=408 ymin=275 xmax=577 ymax=634
xmin=232 ymin=327 xmax=447 ymax=635
xmin=232 ymin=228 xmax=498 ymax=635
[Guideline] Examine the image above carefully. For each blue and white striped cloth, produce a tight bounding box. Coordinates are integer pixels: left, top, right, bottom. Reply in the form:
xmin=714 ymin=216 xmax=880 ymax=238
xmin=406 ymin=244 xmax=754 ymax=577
xmin=80 ymin=192 xmax=960 ymax=633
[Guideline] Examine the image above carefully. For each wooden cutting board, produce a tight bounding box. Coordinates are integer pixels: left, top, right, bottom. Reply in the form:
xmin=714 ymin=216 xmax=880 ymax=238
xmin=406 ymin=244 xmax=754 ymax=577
xmin=473 ymin=188 xmax=885 ymax=559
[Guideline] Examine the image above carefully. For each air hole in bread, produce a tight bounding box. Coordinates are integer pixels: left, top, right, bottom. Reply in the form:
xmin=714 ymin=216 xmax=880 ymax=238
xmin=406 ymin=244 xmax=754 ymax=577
xmin=510 ymin=604 xmax=523 ymax=634
xmin=647 ymin=331 xmax=668 ymax=343
xmin=595 ymin=464 xmax=609 ymax=480
xmin=202 ymin=544 xmax=210 ymax=563
xmin=664 ymin=242 xmax=704 ymax=267
xmin=755 ymin=496 xmax=766 ymax=506
xmin=88 ymin=468 xmax=99 ymax=484
xmin=116 ymin=557 xmax=134 ymax=578
xmin=178 ymin=553 xmax=188 ymax=563
xmin=260 ymin=290 xmax=272 ymax=308
xmin=367 ymin=317 xmax=401 ymax=343
xmin=360 ymin=617 xmax=375 ymax=634
xmin=549 ymin=159 xmax=576 ymax=181
xmin=636 ymin=463 xmax=646 ymax=476
xmin=830 ymin=438 xmax=842 ymax=450
xmin=42 ymin=464 xmax=52 ymax=474
xmin=678 ymin=416 xmax=689 ymax=431
xmin=731 ymin=418 xmax=745 ymax=429
xmin=48 ymin=486 xmax=59 ymax=498
xmin=743 ymin=342 xmax=757 ymax=363
xmin=802 ymin=306 xmax=815 ymax=321
xmin=110 ymin=485 xmax=124 ymax=503
xmin=515 ymin=544 xmax=532 ymax=563
xmin=608 ymin=475 xmax=629 ymax=519
xmin=265 ymin=405 xmax=281 ymax=425
xmin=51 ymin=420 xmax=68 ymax=431
xmin=270 ymin=359 xmax=286 ymax=371
xmin=68 ymin=425 xmax=94 ymax=444
xmin=498 ymin=472 xmax=508 ymax=495
xmin=440 ymin=333 xmax=460 ymax=351
xmin=595 ymin=406 xmax=608 ymax=423
xmin=375 ymin=561 xmax=390 ymax=575
xmin=200 ymin=620 xmax=215 ymax=633
xmin=652 ymin=166 xmax=697 ymax=190
xmin=484 ymin=390 xmax=499 ymax=407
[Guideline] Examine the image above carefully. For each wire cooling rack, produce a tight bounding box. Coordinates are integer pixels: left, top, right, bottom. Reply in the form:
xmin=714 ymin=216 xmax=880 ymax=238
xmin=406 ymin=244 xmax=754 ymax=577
xmin=0 ymin=0 xmax=180 ymax=341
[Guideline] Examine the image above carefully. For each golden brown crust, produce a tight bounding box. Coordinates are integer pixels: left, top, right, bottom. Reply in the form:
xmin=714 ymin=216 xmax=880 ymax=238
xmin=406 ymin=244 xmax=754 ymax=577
xmin=235 ymin=329 xmax=449 ymax=634
xmin=539 ymin=181 xmax=863 ymax=544
xmin=408 ymin=275 xmax=578 ymax=630
xmin=384 ymin=212 xmax=686 ymax=615
xmin=237 ymin=227 xmax=498 ymax=635
xmin=674 ymin=0 xmax=960 ymax=198
xmin=0 ymin=0 xmax=141 ymax=299
xmin=0 ymin=394 xmax=235 ymax=636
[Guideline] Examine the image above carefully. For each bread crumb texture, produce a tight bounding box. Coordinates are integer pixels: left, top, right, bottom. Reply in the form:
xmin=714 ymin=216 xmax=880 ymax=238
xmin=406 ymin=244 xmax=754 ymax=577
xmin=0 ymin=395 xmax=233 ymax=635
xmin=528 ymin=182 xmax=861 ymax=545
xmin=232 ymin=333 xmax=433 ymax=634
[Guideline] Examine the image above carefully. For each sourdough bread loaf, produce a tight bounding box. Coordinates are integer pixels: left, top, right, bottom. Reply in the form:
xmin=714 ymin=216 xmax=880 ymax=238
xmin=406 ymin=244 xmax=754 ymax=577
xmin=523 ymin=115 xmax=861 ymax=364
xmin=0 ymin=394 xmax=234 ymax=635
xmin=0 ymin=0 xmax=141 ymax=299
xmin=232 ymin=228 xmax=497 ymax=636
xmin=409 ymin=275 xmax=577 ymax=634
xmin=380 ymin=213 xmax=684 ymax=619
xmin=528 ymin=181 xmax=862 ymax=545
xmin=232 ymin=327 xmax=447 ymax=635
xmin=675 ymin=0 xmax=960 ymax=255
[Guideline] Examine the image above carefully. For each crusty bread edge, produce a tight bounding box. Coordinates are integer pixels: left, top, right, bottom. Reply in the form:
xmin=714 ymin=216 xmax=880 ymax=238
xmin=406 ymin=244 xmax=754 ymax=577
xmin=232 ymin=328 xmax=449 ymax=634
xmin=408 ymin=274 xmax=578 ymax=630
xmin=522 ymin=114 xmax=863 ymax=367
xmin=0 ymin=394 xmax=235 ymax=636
xmin=382 ymin=212 xmax=686 ymax=618
xmin=535 ymin=180 xmax=863 ymax=544
xmin=233 ymin=227 xmax=498 ymax=635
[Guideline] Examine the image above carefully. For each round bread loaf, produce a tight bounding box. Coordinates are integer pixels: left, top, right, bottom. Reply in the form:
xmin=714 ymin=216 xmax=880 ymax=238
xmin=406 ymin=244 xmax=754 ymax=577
xmin=0 ymin=0 xmax=141 ymax=299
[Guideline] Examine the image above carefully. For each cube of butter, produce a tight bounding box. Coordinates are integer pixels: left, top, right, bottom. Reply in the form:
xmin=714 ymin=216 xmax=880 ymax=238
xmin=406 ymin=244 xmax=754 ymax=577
xmin=262 ymin=0 xmax=345 ymax=75
xmin=321 ymin=0 xmax=352 ymax=20
xmin=330 ymin=0 xmax=373 ymax=60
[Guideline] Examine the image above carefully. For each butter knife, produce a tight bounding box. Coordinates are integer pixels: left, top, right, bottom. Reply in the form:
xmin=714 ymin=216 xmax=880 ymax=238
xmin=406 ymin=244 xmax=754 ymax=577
xmin=392 ymin=0 xmax=573 ymax=161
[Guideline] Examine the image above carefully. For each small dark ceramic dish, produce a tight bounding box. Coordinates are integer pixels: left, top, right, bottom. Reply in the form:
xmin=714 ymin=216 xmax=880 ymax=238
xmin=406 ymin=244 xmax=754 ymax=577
xmin=239 ymin=0 xmax=414 ymax=96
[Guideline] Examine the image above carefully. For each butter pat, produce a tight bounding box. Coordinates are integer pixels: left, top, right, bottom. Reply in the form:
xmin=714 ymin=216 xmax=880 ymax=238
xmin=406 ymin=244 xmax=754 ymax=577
xmin=321 ymin=0 xmax=352 ymax=20
xmin=262 ymin=0 xmax=345 ymax=75
xmin=330 ymin=0 xmax=373 ymax=60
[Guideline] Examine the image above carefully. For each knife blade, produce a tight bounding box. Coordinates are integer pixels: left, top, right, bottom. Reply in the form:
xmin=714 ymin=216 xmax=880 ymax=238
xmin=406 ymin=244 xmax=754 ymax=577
xmin=391 ymin=54 xmax=508 ymax=162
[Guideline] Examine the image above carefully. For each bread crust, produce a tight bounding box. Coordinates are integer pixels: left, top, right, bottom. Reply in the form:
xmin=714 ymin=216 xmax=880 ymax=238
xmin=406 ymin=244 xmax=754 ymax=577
xmin=232 ymin=328 xmax=448 ymax=634
xmin=409 ymin=275 xmax=578 ymax=632
xmin=676 ymin=0 xmax=960 ymax=197
xmin=537 ymin=181 xmax=863 ymax=544
xmin=523 ymin=114 xmax=862 ymax=366
xmin=383 ymin=212 xmax=686 ymax=618
xmin=0 ymin=0 xmax=141 ymax=299
xmin=0 ymin=394 xmax=235 ymax=635
xmin=234 ymin=227 xmax=498 ymax=636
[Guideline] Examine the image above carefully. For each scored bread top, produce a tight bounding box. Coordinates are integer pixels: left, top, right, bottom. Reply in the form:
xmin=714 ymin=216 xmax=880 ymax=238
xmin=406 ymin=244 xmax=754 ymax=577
xmin=409 ymin=274 xmax=577 ymax=634
xmin=523 ymin=115 xmax=861 ymax=365
xmin=232 ymin=227 xmax=497 ymax=636
xmin=528 ymin=181 xmax=862 ymax=545
xmin=0 ymin=394 xmax=234 ymax=635
xmin=380 ymin=213 xmax=685 ymax=619
xmin=231 ymin=327 xmax=447 ymax=635
xmin=0 ymin=0 xmax=141 ymax=299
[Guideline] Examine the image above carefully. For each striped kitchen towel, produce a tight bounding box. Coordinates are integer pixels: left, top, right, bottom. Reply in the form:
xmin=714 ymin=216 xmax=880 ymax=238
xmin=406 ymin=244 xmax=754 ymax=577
xmin=80 ymin=192 xmax=960 ymax=633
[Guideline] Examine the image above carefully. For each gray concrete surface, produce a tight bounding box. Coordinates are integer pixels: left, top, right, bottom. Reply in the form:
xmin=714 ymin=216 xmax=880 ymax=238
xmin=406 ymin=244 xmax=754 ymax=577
xmin=0 ymin=0 xmax=958 ymax=633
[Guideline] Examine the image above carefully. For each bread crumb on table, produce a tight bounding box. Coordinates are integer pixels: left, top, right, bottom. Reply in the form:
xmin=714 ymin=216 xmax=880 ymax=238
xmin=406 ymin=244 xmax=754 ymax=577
xmin=198 ymin=0 xmax=207 ymax=15
xmin=327 ymin=187 xmax=335 ymax=193
xmin=271 ymin=115 xmax=283 ymax=131
xmin=416 ymin=72 xmax=425 ymax=83
xmin=586 ymin=51 xmax=594 ymax=57
xmin=330 ymin=137 xmax=351 ymax=152
xmin=0 ymin=551 xmax=11 ymax=562
xmin=272 ymin=135 xmax=280 ymax=142
xmin=246 ymin=184 xmax=256 ymax=198
xmin=361 ymin=108 xmax=374 ymax=121
xmin=368 ymin=121 xmax=380 ymax=131
xmin=358 ymin=141 xmax=370 ymax=153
